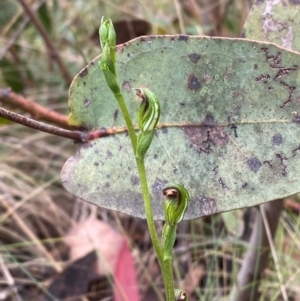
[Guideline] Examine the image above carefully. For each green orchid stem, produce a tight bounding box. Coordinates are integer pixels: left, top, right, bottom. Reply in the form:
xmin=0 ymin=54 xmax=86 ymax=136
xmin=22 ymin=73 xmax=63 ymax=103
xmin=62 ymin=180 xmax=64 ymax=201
xmin=163 ymin=258 xmax=176 ymax=301
xmin=136 ymin=157 xmax=163 ymax=260
xmin=136 ymin=157 xmax=176 ymax=301
xmin=99 ymin=18 xmax=175 ymax=300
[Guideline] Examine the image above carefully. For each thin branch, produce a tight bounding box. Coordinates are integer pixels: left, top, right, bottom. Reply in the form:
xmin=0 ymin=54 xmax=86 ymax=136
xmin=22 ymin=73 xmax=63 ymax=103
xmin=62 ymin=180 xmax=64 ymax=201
xmin=260 ymin=205 xmax=288 ymax=301
xmin=236 ymin=200 xmax=283 ymax=301
xmin=0 ymin=0 xmax=47 ymax=61
xmin=0 ymin=88 xmax=69 ymax=129
xmin=0 ymin=106 xmax=82 ymax=142
xmin=0 ymin=255 xmax=23 ymax=301
xmin=17 ymin=0 xmax=73 ymax=85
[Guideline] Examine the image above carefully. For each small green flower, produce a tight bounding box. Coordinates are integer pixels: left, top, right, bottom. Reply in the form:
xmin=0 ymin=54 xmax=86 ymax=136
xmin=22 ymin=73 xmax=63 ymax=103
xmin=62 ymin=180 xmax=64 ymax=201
xmin=135 ymin=88 xmax=161 ymax=159
xmin=136 ymin=88 xmax=160 ymax=133
xmin=163 ymin=183 xmax=190 ymax=226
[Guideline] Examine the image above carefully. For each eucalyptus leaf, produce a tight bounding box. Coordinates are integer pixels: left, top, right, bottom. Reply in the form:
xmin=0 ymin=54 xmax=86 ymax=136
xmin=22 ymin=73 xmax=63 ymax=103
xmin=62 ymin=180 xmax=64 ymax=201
xmin=62 ymin=35 xmax=300 ymax=220
xmin=243 ymin=0 xmax=300 ymax=52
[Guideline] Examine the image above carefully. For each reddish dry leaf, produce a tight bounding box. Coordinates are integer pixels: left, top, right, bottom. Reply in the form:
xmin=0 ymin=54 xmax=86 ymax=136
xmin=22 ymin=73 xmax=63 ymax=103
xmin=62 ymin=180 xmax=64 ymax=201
xmin=64 ymin=218 xmax=124 ymax=274
xmin=64 ymin=218 xmax=140 ymax=300
xmin=113 ymin=239 xmax=140 ymax=301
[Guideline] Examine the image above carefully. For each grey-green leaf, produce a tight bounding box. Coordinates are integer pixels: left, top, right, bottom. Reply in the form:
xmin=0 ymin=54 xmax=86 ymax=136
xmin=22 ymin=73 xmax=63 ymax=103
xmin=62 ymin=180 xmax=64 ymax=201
xmin=62 ymin=35 xmax=300 ymax=220
xmin=242 ymin=0 xmax=300 ymax=52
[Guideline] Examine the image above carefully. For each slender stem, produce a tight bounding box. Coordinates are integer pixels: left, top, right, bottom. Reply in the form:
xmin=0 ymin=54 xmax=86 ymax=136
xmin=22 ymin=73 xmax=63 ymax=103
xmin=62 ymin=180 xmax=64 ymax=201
xmin=136 ymin=157 xmax=163 ymax=261
xmin=0 ymin=106 xmax=82 ymax=142
xmin=163 ymin=259 xmax=176 ymax=301
xmin=115 ymin=92 xmax=172 ymax=298
xmin=115 ymin=93 xmax=137 ymax=152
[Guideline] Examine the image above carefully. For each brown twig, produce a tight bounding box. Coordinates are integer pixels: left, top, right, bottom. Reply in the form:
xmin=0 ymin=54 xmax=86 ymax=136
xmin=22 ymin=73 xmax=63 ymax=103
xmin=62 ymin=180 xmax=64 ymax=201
xmin=0 ymin=88 xmax=70 ymax=129
xmin=0 ymin=106 xmax=82 ymax=142
xmin=17 ymin=0 xmax=73 ymax=85
xmin=0 ymin=0 xmax=47 ymax=60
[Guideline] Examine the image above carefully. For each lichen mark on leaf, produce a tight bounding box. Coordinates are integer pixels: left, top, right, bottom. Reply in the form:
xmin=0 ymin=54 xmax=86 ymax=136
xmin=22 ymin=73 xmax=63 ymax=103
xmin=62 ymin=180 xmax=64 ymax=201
xmin=183 ymin=114 xmax=229 ymax=156
xmin=198 ymin=196 xmax=218 ymax=216
xmin=261 ymin=47 xmax=298 ymax=78
xmin=218 ymin=177 xmax=230 ymax=190
xmin=276 ymin=153 xmax=288 ymax=176
xmin=292 ymin=144 xmax=300 ymax=157
xmin=279 ymin=81 xmax=296 ymax=108
xmin=259 ymin=47 xmax=298 ymax=108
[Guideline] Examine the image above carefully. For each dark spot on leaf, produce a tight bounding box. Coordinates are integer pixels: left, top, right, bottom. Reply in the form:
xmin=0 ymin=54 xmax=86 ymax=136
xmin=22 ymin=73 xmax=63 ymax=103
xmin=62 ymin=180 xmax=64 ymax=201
xmin=276 ymin=154 xmax=288 ymax=176
xmin=114 ymin=109 xmax=118 ymax=121
xmin=154 ymin=154 xmax=158 ymax=159
xmin=106 ymin=150 xmax=113 ymax=158
xmin=203 ymin=114 xmax=215 ymax=125
xmin=105 ymin=182 xmax=110 ymax=188
xmin=83 ymin=82 xmax=86 ymax=86
xmin=256 ymin=74 xmax=270 ymax=82
xmin=293 ymin=115 xmax=300 ymax=124
xmin=122 ymin=81 xmax=131 ymax=91
xmin=79 ymin=67 xmax=88 ymax=77
xmin=272 ymin=133 xmax=283 ymax=145
xmin=151 ymin=178 xmax=167 ymax=198
xmin=199 ymin=196 xmax=217 ymax=216
xmin=94 ymin=162 xmax=99 ymax=166
xmin=162 ymin=160 xmax=166 ymax=166
xmin=187 ymin=74 xmax=200 ymax=91
xmin=212 ymin=166 xmax=218 ymax=175
xmin=268 ymin=86 xmax=273 ymax=91
xmin=178 ymin=35 xmax=189 ymax=42
xmin=131 ymin=175 xmax=139 ymax=186
xmin=173 ymin=168 xmax=178 ymax=173
xmin=279 ymin=81 xmax=295 ymax=108
xmin=188 ymin=53 xmax=201 ymax=63
xmin=292 ymin=145 xmax=300 ymax=157
xmin=218 ymin=178 xmax=229 ymax=190
xmin=183 ymin=121 xmax=228 ymax=155
xmin=247 ymin=157 xmax=262 ymax=173
xmin=254 ymin=64 xmax=258 ymax=70
xmin=242 ymin=183 xmax=247 ymax=188
xmin=230 ymin=124 xmax=238 ymax=138
xmin=263 ymin=160 xmax=273 ymax=168
xmin=84 ymin=99 xmax=90 ymax=107
xmin=161 ymin=126 xmax=168 ymax=134
xmin=274 ymin=66 xmax=298 ymax=80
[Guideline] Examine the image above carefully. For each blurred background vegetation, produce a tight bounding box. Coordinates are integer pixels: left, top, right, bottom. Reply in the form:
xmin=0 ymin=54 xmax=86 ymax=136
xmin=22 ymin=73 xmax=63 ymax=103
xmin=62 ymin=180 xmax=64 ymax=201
xmin=1 ymin=0 xmax=300 ymax=300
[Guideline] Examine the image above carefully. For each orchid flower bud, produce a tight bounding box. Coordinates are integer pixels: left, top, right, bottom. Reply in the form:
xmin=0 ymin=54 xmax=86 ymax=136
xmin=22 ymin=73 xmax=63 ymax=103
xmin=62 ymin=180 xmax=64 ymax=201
xmin=99 ymin=17 xmax=116 ymax=63
xmin=99 ymin=44 xmax=120 ymax=95
xmin=163 ymin=183 xmax=190 ymax=226
xmin=136 ymin=88 xmax=160 ymax=133
xmin=135 ymin=88 xmax=161 ymax=159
